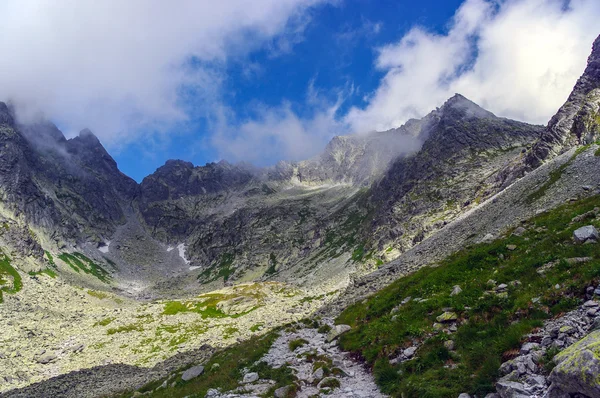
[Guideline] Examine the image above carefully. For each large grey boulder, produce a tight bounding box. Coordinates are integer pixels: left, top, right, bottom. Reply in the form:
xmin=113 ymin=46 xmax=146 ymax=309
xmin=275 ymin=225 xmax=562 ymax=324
xmin=573 ymin=225 xmax=599 ymax=244
xmin=181 ymin=365 xmax=204 ymax=381
xmin=243 ymin=372 xmax=259 ymax=384
xmin=546 ymin=330 xmax=600 ymax=397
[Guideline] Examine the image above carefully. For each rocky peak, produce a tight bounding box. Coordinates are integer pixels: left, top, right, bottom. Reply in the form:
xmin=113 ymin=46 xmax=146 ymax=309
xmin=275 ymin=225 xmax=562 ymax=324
xmin=520 ymin=34 xmax=600 ymax=171
xmin=438 ymin=94 xmax=496 ymax=120
xmin=0 ymin=102 xmax=14 ymax=126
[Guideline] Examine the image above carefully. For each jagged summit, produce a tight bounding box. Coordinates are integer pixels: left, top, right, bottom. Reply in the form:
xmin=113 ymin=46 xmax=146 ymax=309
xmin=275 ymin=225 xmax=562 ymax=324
xmin=439 ymin=93 xmax=496 ymax=120
xmin=0 ymin=101 xmax=14 ymax=126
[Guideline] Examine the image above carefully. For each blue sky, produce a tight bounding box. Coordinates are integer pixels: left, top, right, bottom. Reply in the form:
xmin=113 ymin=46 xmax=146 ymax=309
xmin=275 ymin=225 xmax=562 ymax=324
xmin=115 ymin=0 xmax=464 ymax=181
xmin=2 ymin=0 xmax=599 ymax=182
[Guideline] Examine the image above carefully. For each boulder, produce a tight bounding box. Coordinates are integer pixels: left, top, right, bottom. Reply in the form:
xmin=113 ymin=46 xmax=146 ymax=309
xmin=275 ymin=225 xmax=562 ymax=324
xmin=274 ymin=385 xmax=293 ymax=398
xmin=243 ymin=372 xmax=259 ymax=384
xmin=403 ymin=347 xmax=417 ymax=358
xmin=181 ymin=365 xmax=204 ymax=381
xmin=495 ymin=380 xmax=534 ymax=398
xmin=312 ymin=367 xmax=324 ymax=381
xmin=326 ymin=324 xmax=351 ymax=342
xmin=573 ymin=225 xmax=599 ymax=244
xmin=436 ymin=312 xmax=458 ymax=323
xmin=35 ymin=353 xmax=57 ymax=364
xmin=546 ymin=330 xmax=600 ymax=397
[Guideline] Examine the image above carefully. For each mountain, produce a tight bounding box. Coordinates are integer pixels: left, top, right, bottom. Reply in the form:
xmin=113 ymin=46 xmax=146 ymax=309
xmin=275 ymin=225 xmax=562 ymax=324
xmin=2 ymin=34 xmax=600 ymax=397
xmin=499 ymin=34 xmax=600 ymax=186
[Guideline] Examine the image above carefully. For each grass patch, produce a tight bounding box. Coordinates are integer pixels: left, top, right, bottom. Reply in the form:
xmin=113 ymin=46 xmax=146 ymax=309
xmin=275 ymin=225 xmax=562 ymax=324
xmin=0 ymin=250 xmax=22 ymax=303
xmin=94 ymin=317 xmax=115 ymax=327
xmin=337 ymin=193 xmax=600 ymax=397
xmin=288 ymin=338 xmax=308 ymax=351
xmin=87 ymin=289 xmax=109 ymax=300
xmin=250 ymin=323 xmax=264 ymax=332
xmin=29 ymin=268 xmax=57 ymax=279
xmin=198 ymin=253 xmax=235 ymax=283
xmin=107 ymin=323 xmax=143 ymax=335
xmin=58 ymin=252 xmax=111 ymax=283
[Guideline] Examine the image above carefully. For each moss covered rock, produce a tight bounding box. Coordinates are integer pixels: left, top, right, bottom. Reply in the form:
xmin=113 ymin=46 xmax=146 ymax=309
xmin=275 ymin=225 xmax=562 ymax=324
xmin=547 ymin=330 xmax=600 ymax=397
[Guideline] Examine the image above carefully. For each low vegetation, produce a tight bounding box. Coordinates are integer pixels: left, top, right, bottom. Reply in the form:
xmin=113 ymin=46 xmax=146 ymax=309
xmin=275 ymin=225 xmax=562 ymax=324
xmin=58 ymin=252 xmax=111 ymax=283
xmin=120 ymin=331 xmax=296 ymax=398
xmin=0 ymin=250 xmax=21 ymax=303
xmin=337 ymin=193 xmax=600 ymax=397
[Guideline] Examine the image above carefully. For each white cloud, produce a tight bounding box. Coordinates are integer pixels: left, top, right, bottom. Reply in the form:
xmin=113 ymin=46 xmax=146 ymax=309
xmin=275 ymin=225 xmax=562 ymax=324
xmin=346 ymin=0 xmax=600 ymax=133
xmin=210 ymin=93 xmax=345 ymax=164
xmin=0 ymin=0 xmax=324 ymax=147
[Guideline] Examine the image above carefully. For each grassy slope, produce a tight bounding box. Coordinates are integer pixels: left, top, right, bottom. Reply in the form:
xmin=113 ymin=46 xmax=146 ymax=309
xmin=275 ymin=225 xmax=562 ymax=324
xmin=336 ymin=194 xmax=600 ymax=397
xmin=117 ymin=330 xmax=296 ymax=398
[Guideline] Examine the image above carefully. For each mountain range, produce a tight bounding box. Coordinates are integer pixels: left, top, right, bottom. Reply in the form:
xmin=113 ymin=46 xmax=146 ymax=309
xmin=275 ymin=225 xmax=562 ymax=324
xmin=0 ymin=33 xmax=599 ymax=398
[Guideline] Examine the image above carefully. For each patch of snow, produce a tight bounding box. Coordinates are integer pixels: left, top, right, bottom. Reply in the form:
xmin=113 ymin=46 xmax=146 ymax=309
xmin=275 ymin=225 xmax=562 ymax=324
xmin=166 ymin=246 xmax=174 ymax=252
xmin=98 ymin=241 xmax=110 ymax=253
xmin=189 ymin=266 xmax=201 ymax=271
xmin=177 ymin=243 xmax=190 ymax=264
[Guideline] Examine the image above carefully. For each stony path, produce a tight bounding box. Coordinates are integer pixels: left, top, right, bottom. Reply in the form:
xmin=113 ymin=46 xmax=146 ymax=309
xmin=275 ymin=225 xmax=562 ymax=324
xmin=209 ymin=320 xmax=386 ymax=398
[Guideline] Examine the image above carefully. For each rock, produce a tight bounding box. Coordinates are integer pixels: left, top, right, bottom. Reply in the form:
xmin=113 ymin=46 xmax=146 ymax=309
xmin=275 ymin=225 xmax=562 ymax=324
xmin=243 ymin=372 xmax=259 ymax=384
xmin=401 ymin=297 xmax=412 ymax=304
xmin=506 ymin=244 xmax=517 ymax=251
xmin=547 ymin=330 xmax=600 ymax=397
xmin=520 ymin=342 xmax=539 ymax=355
xmin=181 ymin=365 xmax=204 ymax=381
xmin=312 ymin=367 xmax=324 ymax=381
xmin=482 ymin=233 xmax=494 ymax=243
xmin=35 ymin=353 xmax=57 ymax=364
xmin=584 ymin=300 xmax=599 ymax=308
xmin=436 ymin=312 xmax=458 ymax=323
xmin=274 ymin=385 xmax=293 ymax=398
xmin=211 ymin=363 xmax=220 ymax=371
xmin=444 ymin=340 xmax=455 ymax=350
xmin=326 ymin=324 xmax=351 ymax=342
xmin=450 ymin=285 xmax=462 ymax=296
xmin=495 ymin=283 xmax=508 ymax=292
xmin=458 ymin=394 xmax=471 ymax=398
xmin=403 ymin=347 xmax=417 ymax=358
xmin=496 ymin=380 xmax=535 ymax=398
xmin=512 ymin=227 xmax=526 ymax=236
xmin=573 ymin=225 xmax=599 ymax=244
xmin=205 ymin=389 xmax=220 ymax=397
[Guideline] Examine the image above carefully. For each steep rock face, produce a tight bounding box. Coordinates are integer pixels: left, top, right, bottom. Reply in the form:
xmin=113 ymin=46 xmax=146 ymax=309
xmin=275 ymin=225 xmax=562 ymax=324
xmin=364 ymin=94 xmax=543 ymax=255
xmin=499 ymin=34 xmax=600 ymax=186
xmin=0 ymin=106 xmax=137 ymax=253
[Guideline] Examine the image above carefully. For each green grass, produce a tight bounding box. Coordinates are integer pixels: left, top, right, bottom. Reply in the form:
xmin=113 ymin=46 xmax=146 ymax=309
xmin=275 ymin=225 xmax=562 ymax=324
xmin=118 ymin=331 xmax=296 ymax=398
xmin=107 ymin=323 xmax=143 ymax=335
xmin=28 ymin=268 xmax=57 ymax=278
xmin=163 ymin=292 xmax=259 ymax=319
xmin=58 ymin=252 xmax=111 ymax=283
xmin=87 ymin=289 xmax=109 ymax=299
xmin=198 ymin=253 xmax=235 ymax=283
xmin=94 ymin=317 xmax=115 ymax=327
xmin=337 ymin=193 xmax=600 ymax=397
xmin=288 ymin=338 xmax=308 ymax=351
xmin=0 ymin=250 xmax=21 ymax=303
xmin=264 ymin=252 xmax=278 ymax=276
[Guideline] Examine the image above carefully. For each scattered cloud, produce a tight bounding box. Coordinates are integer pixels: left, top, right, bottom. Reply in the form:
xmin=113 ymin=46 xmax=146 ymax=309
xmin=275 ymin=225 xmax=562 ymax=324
xmin=210 ymin=87 xmax=346 ymax=164
xmin=346 ymin=0 xmax=600 ymax=132
xmin=0 ymin=0 xmax=325 ymax=147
